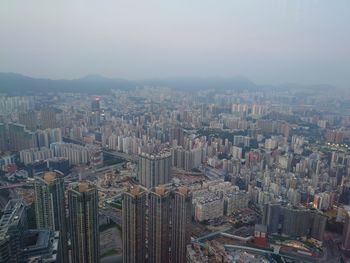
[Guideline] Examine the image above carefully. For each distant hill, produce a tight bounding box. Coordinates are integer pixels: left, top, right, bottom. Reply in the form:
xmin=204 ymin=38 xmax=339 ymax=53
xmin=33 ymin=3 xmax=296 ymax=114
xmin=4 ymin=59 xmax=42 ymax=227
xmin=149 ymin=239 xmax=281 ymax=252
xmin=0 ymin=72 xmax=338 ymax=95
xmin=0 ymin=73 xmax=133 ymax=95
xmin=0 ymin=73 xmax=261 ymax=95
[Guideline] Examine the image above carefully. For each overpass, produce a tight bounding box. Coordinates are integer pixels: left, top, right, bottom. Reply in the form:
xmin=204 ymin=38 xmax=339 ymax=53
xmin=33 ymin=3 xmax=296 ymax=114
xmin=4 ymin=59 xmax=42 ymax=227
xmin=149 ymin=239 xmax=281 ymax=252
xmin=102 ymin=150 xmax=137 ymax=162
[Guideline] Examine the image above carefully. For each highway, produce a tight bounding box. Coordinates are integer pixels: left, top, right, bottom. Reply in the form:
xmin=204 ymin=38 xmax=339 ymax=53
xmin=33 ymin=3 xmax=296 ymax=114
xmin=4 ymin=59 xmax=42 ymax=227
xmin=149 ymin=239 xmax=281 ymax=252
xmin=102 ymin=150 xmax=138 ymax=162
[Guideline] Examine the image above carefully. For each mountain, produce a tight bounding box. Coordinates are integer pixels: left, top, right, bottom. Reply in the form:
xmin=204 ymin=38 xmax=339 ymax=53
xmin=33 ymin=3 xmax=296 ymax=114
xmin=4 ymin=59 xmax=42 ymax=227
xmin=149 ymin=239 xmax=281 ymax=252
xmin=0 ymin=73 xmax=134 ymax=95
xmin=0 ymin=72 xmax=338 ymax=95
xmin=0 ymin=73 xmax=260 ymax=95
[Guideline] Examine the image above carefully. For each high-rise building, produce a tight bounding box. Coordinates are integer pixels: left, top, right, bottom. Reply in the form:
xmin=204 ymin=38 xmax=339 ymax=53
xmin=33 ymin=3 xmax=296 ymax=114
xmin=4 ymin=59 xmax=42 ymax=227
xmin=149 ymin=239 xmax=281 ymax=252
xmin=18 ymin=110 xmax=37 ymax=131
xmin=0 ymin=123 xmax=7 ymax=152
xmin=262 ymin=202 xmax=281 ymax=234
xmin=342 ymin=206 xmax=350 ymax=250
xmin=170 ymin=187 xmax=192 ymax=263
xmin=90 ymin=98 xmax=101 ymax=126
xmin=148 ymin=186 xmax=170 ymax=263
xmin=263 ymin=203 xmax=326 ymax=241
xmin=122 ymin=186 xmax=192 ymax=263
xmin=122 ymin=186 xmax=147 ymax=263
xmin=169 ymin=127 xmax=184 ymax=146
xmin=7 ymin=123 xmax=37 ymax=151
xmin=138 ymin=152 xmax=172 ymax=189
xmin=0 ymin=200 xmax=28 ymax=263
xmin=68 ymin=182 xmax=100 ymax=263
xmin=34 ymin=171 xmax=68 ymax=263
xmin=40 ymin=108 xmax=57 ymax=129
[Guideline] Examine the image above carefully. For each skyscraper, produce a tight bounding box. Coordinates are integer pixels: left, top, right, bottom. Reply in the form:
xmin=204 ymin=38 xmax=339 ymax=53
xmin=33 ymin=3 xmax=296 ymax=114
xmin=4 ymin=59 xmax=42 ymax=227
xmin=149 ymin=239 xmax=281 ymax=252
xmin=68 ymin=182 xmax=100 ymax=263
xmin=148 ymin=186 xmax=170 ymax=263
xmin=170 ymin=187 xmax=192 ymax=263
xmin=90 ymin=98 xmax=101 ymax=126
xmin=122 ymin=186 xmax=147 ymax=263
xmin=138 ymin=152 xmax=172 ymax=189
xmin=34 ymin=171 xmax=68 ymax=263
xmin=122 ymin=185 xmax=192 ymax=263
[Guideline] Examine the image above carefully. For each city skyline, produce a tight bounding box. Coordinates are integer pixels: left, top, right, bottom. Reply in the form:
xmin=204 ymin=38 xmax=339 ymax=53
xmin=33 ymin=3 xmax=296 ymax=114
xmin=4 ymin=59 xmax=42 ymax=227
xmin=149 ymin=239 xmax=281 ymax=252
xmin=0 ymin=1 xmax=350 ymax=262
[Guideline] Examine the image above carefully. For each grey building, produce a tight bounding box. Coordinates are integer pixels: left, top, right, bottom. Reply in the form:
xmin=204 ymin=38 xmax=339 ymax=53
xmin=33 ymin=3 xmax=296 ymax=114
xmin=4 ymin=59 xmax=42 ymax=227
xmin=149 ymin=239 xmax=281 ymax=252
xmin=342 ymin=206 xmax=350 ymax=250
xmin=148 ymin=187 xmax=171 ymax=263
xmin=122 ymin=186 xmax=147 ymax=263
xmin=34 ymin=171 xmax=68 ymax=263
xmin=263 ymin=203 xmax=326 ymax=241
xmin=170 ymin=187 xmax=192 ymax=263
xmin=0 ymin=200 xmax=28 ymax=263
xmin=262 ymin=202 xmax=281 ymax=234
xmin=138 ymin=152 xmax=172 ymax=189
xmin=22 ymin=229 xmax=60 ymax=262
xmin=68 ymin=182 xmax=100 ymax=263
xmin=122 ymin=186 xmax=192 ymax=263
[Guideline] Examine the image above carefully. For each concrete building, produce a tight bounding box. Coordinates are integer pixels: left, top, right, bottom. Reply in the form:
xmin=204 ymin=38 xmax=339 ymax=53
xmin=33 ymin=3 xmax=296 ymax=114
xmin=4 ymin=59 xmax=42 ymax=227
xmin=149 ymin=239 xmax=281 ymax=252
xmin=7 ymin=123 xmax=37 ymax=152
xmin=138 ymin=152 xmax=172 ymax=189
xmin=122 ymin=186 xmax=192 ymax=263
xmin=233 ymin=135 xmax=250 ymax=147
xmin=122 ymin=186 xmax=147 ymax=263
xmin=22 ymin=229 xmax=59 ymax=262
xmin=0 ymin=200 xmax=28 ymax=263
xmin=171 ymin=187 xmax=192 ymax=263
xmin=40 ymin=108 xmax=57 ymax=129
xmin=0 ymin=123 xmax=7 ymax=152
xmin=263 ymin=203 xmax=327 ymax=241
xmin=18 ymin=110 xmax=37 ymax=131
xmin=148 ymin=187 xmax=170 ymax=263
xmin=195 ymin=194 xmax=224 ymax=222
xmin=342 ymin=206 xmax=350 ymax=250
xmin=34 ymin=171 xmax=68 ymax=263
xmin=50 ymin=142 xmax=102 ymax=167
xmin=68 ymin=182 xmax=100 ymax=263
xmin=90 ymin=98 xmax=101 ymax=127
xmin=224 ymin=191 xmax=249 ymax=215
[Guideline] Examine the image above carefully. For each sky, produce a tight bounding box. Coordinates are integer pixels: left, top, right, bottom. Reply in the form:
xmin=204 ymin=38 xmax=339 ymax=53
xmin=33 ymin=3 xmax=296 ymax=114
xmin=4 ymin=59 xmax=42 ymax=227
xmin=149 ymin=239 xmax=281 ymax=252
xmin=0 ymin=0 xmax=349 ymax=88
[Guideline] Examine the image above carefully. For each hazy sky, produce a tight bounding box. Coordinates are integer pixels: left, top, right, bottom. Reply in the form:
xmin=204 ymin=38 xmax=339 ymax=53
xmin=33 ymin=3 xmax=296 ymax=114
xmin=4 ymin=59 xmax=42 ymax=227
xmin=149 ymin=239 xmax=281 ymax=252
xmin=0 ymin=0 xmax=349 ymax=88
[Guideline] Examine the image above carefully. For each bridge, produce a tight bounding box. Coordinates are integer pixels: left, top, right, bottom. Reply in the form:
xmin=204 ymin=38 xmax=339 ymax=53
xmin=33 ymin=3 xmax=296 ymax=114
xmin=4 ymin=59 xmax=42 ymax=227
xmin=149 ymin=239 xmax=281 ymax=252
xmin=102 ymin=150 xmax=138 ymax=162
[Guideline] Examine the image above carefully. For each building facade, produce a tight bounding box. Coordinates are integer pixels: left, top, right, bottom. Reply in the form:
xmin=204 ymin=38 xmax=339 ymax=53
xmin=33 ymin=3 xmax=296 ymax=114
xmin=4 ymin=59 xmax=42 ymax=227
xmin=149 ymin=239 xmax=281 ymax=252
xmin=138 ymin=152 xmax=172 ymax=189
xmin=122 ymin=186 xmax=147 ymax=263
xmin=68 ymin=182 xmax=100 ymax=263
xmin=34 ymin=171 xmax=68 ymax=263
